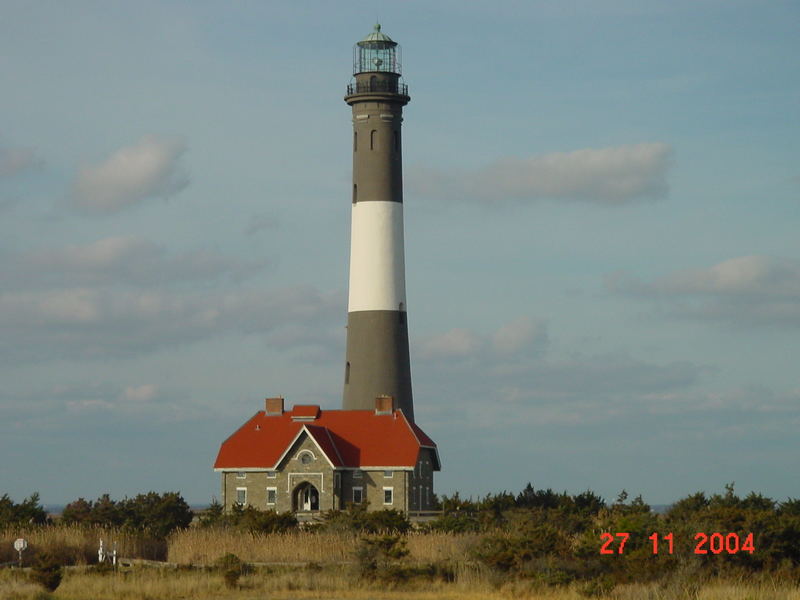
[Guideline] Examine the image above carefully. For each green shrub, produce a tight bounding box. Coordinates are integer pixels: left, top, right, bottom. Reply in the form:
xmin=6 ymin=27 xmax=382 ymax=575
xmin=30 ymin=551 xmax=63 ymax=592
xmin=578 ymin=575 xmax=615 ymax=597
xmin=320 ymin=505 xmax=410 ymax=534
xmin=215 ymin=553 xmax=250 ymax=589
xmin=0 ymin=493 xmax=48 ymax=527
xmin=355 ymin=534 xmax=409 ymax=580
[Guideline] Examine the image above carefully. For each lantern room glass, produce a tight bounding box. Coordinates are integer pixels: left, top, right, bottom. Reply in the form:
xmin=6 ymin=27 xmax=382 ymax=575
xmin=353 ymin=25 xmax=402 ymax=75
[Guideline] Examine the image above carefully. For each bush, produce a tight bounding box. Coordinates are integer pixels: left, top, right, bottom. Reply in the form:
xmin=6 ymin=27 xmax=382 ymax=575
xmin=0 ymin=493 xmax=48 ymax=527
xmin=215 ymin=553 xmax=250 ymax=589
xmin=355 ymin=535 xmax=409 ymax=580
xmin=232 ymin=506 xmax=297 ymax=533
xmin=320 ymin=505 xmax=410 ymax=534
xmin=30 ymin=551 xmax=63 ymax=592
xmin=60 ymin=491 xmax=193 ymax=537
xmin=578 ymin=575 xmax=615 ymax=597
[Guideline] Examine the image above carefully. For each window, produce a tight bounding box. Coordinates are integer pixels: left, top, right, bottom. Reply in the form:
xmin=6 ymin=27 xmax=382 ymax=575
xmin=353 ymin=487 xmax=363 ymax=504
xmin=236 ymin=487 xmax=247 ymax=506
xmin=236 ymin=472 xmax=246 ymax=479
xmin=384 ymin=470 xmax=393 ymax=478
xmin=334 ymin=473 xmax=341 ymax=489
xmin=353 ymin=470 xmax=362 ymax=479
xmin=266 ymin=487 xmax=277 ymax=505
xmin=345 ymin=361 xmax=350 ymax=383
xmin=266 ymin=471 xmax=277 ymax=479
xmin=353 ymin=184 xmax=357 ymax=204
xmin=393 ymin=130 xmax=399 ymax=152
xmin=354 ymin=131 xmax=357 ymax=152
xmin=383 ymin=487 xmax=393 ymax=505
xmin=370 ymin=129 xmax=376 ymax=150
xmin=298 ymin=451 xmax=314 ymax=465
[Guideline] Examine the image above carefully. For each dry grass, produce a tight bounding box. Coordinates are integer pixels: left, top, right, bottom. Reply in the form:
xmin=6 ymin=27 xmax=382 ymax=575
xmin=3 ymin=527 xmax=799 ymax=600
xmin=167 ymin=528 xmax=478 ymax=565
xmin=0 ymin=525 xmax=165 ymax=565
xmin=167 ymin=529 xmax=358 ymax=564
xmin=1 ymin=567 xmax=799 ymax=600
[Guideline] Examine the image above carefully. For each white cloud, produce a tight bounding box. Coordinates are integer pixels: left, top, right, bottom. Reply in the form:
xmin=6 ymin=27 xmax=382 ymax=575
xmin=121 ymin=384 xmax=158 ymax=403
xmin=72 ymin=135 xmax=188 ymax=214
xmin=1 ymin=236 xmax=265 ymax=290
xmin=0 ymin=144 xmax=42 ymax=177
xmin=608 ymin=255 xmax=800 ymax=327
xmin=0 ymin=285 xmax=342 ymax=362
xmin=418 ymin=328 xmax=482 ymax=359
xmin=649 ymin=256 xmax=800 ymax=297
xmin=491 ymin=316 xmax=548 ymax=355
xmin=408 ymin=142 xmax=672 ymax=205
xmin=416 ymin=317 xmax=548 ymax=361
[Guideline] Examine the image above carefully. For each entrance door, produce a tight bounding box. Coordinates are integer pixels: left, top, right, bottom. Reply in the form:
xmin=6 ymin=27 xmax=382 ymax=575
xmin=295 ymin=483 xmax=320 ymax=511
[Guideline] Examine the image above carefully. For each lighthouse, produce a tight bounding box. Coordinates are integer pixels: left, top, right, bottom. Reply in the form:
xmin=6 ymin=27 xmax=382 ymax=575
xmin=213 ymin=26 xmax=440 ymax=516
xmin=343 ymin=25 xmax=414 ymax=421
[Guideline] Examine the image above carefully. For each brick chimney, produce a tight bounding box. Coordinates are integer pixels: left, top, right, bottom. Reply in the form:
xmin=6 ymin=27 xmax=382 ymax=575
xmin=375 ymin=395 xmax=395 ymax=415
xmin=265 ymin=397 xmax=284 ymax=416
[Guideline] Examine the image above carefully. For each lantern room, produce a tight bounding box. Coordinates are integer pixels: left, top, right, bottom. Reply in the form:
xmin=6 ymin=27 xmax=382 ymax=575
xmin=347 ymin=24 xmax=408 ymax=97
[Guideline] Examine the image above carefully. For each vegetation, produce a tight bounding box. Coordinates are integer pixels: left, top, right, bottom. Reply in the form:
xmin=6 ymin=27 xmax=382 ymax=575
xmin=0 ymin=494 xmax=48 ymax=527
xmin=29 ymin=551 xmax=62 ymax=592
xmin=60 ymin=491 xmax=192 ymax=537
xmin=199 ymin=499 xmax=298 ymax=533
xmin=1 ymin=483 xmax=799 ymax=599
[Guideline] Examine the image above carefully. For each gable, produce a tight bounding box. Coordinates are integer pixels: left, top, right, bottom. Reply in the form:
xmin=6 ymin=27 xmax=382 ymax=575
xmin=273 ymin=426 xmax=338 ymax=470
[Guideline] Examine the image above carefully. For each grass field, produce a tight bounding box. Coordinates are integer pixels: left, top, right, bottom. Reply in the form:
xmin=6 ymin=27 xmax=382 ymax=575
xmin=2 ymin=566 xmax=800 ymax=600
xmin=2 ymin=525 xmax=800 ymax=599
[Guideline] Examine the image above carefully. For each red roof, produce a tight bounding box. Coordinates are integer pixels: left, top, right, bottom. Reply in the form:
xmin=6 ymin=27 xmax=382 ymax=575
xmin=214 ymin=406 xmax=438 ymax=470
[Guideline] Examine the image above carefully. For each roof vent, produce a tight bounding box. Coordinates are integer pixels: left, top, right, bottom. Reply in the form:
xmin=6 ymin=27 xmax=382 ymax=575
xmin=265 ymin=397 xmax=284 ymax=416
xmin=375 ymin=395 xmax=395 ymax=415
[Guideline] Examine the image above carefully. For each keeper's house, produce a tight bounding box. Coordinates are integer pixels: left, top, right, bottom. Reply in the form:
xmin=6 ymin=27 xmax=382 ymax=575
xmin=213 ymin=397 xmax=440 ymax=515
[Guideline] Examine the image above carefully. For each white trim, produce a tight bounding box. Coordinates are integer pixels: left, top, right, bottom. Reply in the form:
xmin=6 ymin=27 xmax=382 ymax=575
xmin=352 ymin=486 xmax=364 ymax=504
xmin=296 ymin=449 xmax=316 ymax=464
xmin=348 ymin=201 xmax=406 ymax=312
xmin=214 ymin=465 xmax=415 ymax=474
xmin=267 ymin=471 xmax=277 ymax=479
xmin=396 ymin=411 xmax=442 ymax=471
xmin=215 ymin=467 xmax=271 ymax=473
xmin=383 ymin=486 xmax=394 ymax=505
xmin=236 ymin=471 xmax=246 ymax=479
xmin=266 ymin=487 xmax=277 ymax=506
xmin=384 ymin=470 xmax=394 ymax=478
xmin=272 ymin=426 xmax=336 ymax=470
xmin=235 ymin=487 xmax=247 ymax=506
xmin=337 ymin=466 xmax=413 ymax=471
xmin=287 ymin=472 xmax=324 ymax=493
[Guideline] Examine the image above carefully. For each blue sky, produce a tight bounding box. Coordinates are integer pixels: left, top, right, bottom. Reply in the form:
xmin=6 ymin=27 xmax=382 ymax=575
xmin=1 ymin=0 xmax=798 ymax=506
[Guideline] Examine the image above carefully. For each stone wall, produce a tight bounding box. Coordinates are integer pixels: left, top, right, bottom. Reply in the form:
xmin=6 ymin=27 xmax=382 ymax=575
xmin=220 ymin=431 xmax=431 ymax=514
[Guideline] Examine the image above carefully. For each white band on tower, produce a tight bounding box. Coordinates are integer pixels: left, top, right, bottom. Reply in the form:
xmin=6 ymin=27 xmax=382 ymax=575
xmin=348 ymin=200 xmax=407 ymax=313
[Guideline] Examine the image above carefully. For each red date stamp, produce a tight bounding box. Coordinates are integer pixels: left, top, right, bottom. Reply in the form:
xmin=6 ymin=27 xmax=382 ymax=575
xmin=600 ymin=532 xmax=755 ymax=555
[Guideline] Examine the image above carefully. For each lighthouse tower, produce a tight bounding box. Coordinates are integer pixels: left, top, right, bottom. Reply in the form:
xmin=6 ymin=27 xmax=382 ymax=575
xmin=343 ymin=25 xmax=414 ymax=422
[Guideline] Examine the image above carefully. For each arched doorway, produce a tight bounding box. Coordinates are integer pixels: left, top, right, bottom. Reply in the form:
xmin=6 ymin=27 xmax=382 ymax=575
xmin=292 ymin=482 xmax=320 ymax=512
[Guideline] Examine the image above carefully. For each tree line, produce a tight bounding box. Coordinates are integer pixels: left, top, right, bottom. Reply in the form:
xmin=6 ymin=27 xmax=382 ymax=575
xmin=3 ymin=482 xmax=799 ymax=588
